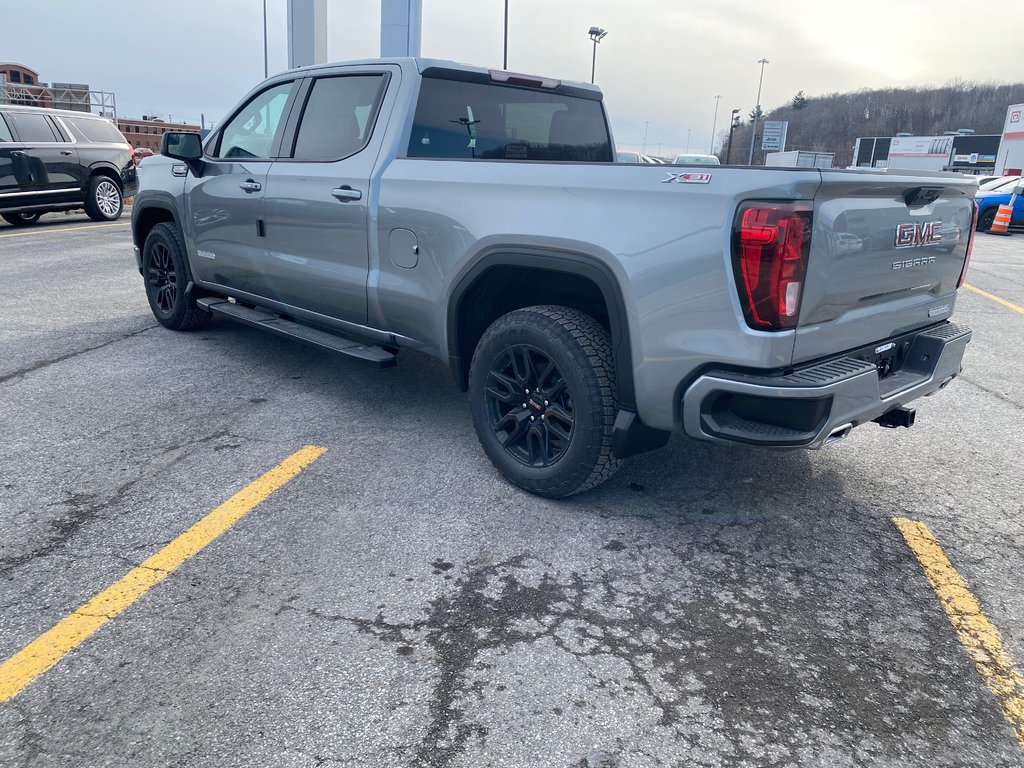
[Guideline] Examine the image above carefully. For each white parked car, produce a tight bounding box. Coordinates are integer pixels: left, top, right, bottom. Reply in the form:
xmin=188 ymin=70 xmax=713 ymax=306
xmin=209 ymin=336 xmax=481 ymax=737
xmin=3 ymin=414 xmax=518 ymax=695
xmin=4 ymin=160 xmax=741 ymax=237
xmin=616 ymin=150 xmax=659 ymax=164
xmin=673 ymin=153 xmax=721 ymax=165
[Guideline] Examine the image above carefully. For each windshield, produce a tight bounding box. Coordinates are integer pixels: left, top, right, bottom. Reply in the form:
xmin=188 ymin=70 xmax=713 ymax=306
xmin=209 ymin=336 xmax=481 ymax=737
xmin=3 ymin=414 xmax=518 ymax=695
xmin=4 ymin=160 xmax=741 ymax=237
xmin=978 ymin=176 xmax=1021 ymax=192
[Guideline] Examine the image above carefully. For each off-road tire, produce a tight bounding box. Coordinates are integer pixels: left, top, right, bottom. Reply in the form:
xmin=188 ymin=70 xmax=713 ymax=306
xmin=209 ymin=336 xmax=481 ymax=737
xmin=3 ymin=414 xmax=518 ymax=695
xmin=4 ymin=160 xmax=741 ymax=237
xmin=2 ymin=212 xmax=41 ymax=226
xmin=469 ymin=305 xmax=621 ymax=498
xmin=142 ymin=222 xmax=211 ymax=331
xmin=84 ymin=175 xmax=123 ymax=221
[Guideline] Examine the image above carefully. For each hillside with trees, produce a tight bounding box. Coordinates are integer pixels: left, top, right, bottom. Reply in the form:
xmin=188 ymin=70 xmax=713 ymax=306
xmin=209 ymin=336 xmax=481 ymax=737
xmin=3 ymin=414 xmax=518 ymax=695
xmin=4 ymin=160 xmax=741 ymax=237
xmin=721 ymin=81 xmax=1024 ymax=167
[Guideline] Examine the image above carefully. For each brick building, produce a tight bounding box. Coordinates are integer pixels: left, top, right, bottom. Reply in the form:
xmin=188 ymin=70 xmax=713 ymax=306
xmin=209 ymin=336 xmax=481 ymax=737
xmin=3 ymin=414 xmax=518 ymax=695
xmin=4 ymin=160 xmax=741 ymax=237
xmin=1 ymin=62 xmax=111 ymax=115
xmin=0 ymin=63 xmax=51 ymax=107
xmin=118 ymin=116 xmax=201 ymax=151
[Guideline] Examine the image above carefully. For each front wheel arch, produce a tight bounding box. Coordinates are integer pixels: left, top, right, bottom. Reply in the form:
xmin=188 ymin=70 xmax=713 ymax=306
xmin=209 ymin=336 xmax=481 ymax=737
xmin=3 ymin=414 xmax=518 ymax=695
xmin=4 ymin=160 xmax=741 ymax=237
xmin=132 ymin=203 xmax=177 ymax=253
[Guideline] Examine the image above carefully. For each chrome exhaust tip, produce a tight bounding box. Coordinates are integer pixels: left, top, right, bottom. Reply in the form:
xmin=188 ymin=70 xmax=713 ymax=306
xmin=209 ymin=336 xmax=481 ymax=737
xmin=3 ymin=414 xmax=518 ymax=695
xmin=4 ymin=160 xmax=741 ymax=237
xmin=824 ymin=423 xmax=853 ymax=445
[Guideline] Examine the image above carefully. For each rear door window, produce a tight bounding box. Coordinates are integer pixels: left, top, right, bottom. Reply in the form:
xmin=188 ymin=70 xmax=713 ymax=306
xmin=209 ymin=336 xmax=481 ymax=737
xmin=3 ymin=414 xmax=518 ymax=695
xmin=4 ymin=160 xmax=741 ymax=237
xmin=8 ymin=113 xmax=61 ymax=142
xmin=0 ymin=115 xmax=14 ymax=142
xmin=290 ymin=74 xmax=387 ymax=161
xmin=65 ymin=116 xmax=126 ymax=144
xmin=214 ymin=81 xmax=294 ymax=160
xmin=408 ymin=77 xmax=612 ymax=162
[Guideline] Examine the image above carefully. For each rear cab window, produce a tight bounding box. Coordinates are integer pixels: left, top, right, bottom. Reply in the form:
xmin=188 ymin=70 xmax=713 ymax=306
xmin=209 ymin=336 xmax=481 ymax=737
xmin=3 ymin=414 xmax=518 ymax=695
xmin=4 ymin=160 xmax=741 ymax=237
xmin=408 ymin=75 xmax=613 ymax=162
xmin=289 ymin=74 xmax=387 ymax=161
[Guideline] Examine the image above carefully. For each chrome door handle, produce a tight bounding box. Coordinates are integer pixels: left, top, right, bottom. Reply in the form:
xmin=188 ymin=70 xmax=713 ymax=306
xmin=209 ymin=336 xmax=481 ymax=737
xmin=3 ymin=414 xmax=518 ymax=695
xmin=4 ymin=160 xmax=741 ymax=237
xmin=11 ymin=150 xmax=26 ymax=157
xmin=239 ymin=180 xmax=262 ymax=192
xmin=332 ymin=186 xmax=362 ymax=202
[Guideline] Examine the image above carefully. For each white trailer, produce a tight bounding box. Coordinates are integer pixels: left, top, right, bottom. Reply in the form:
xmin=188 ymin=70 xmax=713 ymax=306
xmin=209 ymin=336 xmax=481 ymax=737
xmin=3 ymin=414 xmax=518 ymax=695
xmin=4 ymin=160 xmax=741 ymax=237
xmin=885 ymin=135 xmax=954 ymax=172
xmin=765 ymin=150 xmax=834 ymax=168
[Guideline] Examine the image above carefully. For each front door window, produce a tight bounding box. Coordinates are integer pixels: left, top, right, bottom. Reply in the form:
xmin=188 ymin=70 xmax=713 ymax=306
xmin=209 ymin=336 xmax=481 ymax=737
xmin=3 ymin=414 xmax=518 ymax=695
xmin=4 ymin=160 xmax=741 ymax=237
xmin=214 ymin=82 xmax=293 ymax=160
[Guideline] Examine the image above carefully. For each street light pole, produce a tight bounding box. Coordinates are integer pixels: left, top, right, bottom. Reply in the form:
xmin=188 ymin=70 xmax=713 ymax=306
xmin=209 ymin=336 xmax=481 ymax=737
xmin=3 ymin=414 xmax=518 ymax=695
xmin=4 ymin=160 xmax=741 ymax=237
xmin=503 ymin=0 xmax=509 ymax=69
xmin=686 ymin=128 xmax=691 ymax=153
xmin=709 ymin=94 xmax=721 ymax=154
xmin=588 ymin=26 xmax=607 ymax=84
xmin=642 ymin=120 xmax=648 ymax=154
xmin=725 ymin=108 xmax=740 ymax=164
xmin=747 ymin=58 xmax=768 ymax=165
xmin=263 ymin=0 xmax=269 ymax=78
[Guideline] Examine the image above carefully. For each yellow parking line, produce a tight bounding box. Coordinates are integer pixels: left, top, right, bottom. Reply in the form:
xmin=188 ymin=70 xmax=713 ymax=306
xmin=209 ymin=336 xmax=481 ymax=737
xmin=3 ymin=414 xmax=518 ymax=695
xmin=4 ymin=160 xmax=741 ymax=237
xmin=894 ymin=517 xmax=1024 ymax=748
xmin=0 ymin=445 xmax=327 ymax=704
xmin=0 ymin=223 xmax=127 ymax=239
xmin=964 ymin=283 xmax=1024 ymax=316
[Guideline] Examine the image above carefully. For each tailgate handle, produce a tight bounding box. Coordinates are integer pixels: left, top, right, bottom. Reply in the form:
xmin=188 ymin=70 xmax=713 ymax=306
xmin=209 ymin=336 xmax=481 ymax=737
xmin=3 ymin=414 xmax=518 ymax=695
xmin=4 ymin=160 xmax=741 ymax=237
xmin=903 ymin=186 xmax=943 ymax=207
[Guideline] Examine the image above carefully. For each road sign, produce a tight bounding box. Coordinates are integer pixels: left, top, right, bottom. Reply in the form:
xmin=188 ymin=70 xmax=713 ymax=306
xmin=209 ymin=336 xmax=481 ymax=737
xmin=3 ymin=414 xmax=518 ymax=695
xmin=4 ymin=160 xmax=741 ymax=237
xmin=761 ymin=121 xmax=788 ymax=152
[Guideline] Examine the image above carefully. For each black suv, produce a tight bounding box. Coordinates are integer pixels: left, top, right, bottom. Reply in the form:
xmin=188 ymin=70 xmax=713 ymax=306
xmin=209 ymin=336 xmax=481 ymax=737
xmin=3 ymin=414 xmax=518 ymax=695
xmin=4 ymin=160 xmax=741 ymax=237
xmin=0 ymin=104 xmax=136 ymax=226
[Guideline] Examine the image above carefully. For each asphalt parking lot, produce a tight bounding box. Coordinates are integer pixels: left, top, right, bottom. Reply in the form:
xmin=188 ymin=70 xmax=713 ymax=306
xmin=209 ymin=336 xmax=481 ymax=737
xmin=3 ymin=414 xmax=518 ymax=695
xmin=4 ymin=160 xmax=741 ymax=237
xmin=1 ymin=212 xmax=1022 ymax=768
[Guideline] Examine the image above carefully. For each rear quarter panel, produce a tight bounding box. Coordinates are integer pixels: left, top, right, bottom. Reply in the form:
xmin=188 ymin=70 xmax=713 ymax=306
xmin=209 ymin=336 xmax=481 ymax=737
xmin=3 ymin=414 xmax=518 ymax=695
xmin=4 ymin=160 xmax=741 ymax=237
xmin=375 ymin=162 xmax=823 ymax=430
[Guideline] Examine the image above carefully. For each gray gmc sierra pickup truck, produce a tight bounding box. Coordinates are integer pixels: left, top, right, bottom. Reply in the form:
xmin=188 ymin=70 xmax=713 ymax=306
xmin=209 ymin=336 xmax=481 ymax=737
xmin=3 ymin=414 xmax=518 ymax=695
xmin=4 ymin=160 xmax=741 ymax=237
xmin=131 ymin=58 xmax=977 ymax=497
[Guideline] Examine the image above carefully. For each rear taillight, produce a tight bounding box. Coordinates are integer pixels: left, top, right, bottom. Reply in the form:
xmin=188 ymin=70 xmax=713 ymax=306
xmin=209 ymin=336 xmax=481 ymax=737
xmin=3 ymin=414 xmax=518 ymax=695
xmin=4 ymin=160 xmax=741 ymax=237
xmin=129 ymin=146 xmax=137 ymax=166
xmin=958 ymin=202 xmax=979 ymax=288
xmin=731 ymin=202 xmax=812 ymax=330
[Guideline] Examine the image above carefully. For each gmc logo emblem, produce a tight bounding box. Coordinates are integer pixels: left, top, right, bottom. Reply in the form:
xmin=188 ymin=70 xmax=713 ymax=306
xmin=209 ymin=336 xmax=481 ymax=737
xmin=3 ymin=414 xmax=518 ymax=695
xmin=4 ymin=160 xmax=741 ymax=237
xmin=894 ymin=221 xmax=942 ymax=249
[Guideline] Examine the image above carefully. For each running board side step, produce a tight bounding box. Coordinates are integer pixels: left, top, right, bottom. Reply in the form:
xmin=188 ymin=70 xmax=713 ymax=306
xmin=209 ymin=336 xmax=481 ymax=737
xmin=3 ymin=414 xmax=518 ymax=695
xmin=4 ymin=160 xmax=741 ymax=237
xmin=197 ymin=298 xmax=397 ymax=368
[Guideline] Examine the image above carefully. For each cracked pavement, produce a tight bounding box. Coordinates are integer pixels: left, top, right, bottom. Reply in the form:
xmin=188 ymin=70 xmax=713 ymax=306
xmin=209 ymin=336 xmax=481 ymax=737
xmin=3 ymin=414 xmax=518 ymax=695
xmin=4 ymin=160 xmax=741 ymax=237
xmin=0 ymin=214 xmax=1022 ymax=767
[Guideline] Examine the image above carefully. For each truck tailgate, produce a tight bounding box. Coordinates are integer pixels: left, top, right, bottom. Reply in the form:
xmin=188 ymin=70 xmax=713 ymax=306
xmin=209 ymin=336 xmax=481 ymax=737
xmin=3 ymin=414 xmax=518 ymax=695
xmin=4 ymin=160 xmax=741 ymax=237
xmin=794 ymin=171 xmax=976 ymax=363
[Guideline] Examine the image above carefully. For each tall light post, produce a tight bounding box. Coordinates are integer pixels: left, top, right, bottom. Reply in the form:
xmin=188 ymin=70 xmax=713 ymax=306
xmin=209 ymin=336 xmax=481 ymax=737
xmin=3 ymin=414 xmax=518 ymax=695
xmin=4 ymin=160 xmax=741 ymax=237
xmin=503 ymin=0 xmax=509 ymax=69
xmin=642 ymin=120 xmax=649 ymax=154
xmin=725 ymin=108 xmax=740 ymax=164
xmin=747 ymin=58 xmax=769 ymax=165
xmin=686 ymin=128 xmax=691 ymax=153
xmin=709 ymin=94 xmax=721 ymax=154
xmin=263 ymin=0 xmax=269 ymax=78
xmin=588 ymin=26 xmax=607 ymax=84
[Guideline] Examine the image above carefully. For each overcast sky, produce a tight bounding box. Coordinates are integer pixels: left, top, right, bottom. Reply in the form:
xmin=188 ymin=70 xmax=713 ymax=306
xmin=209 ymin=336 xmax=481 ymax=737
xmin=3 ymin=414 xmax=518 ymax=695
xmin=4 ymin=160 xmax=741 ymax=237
xmin=4 ymin=0 xmax=1022 ymax=156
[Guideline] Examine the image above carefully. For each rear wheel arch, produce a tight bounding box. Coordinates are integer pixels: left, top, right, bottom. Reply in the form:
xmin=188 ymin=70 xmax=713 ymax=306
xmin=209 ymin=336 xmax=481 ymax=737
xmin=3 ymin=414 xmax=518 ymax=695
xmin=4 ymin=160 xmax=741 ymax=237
xmin=89 ymin=165 xmax=122 ymax=189
xmin=447 ymin=248 xmax=636 ymax=411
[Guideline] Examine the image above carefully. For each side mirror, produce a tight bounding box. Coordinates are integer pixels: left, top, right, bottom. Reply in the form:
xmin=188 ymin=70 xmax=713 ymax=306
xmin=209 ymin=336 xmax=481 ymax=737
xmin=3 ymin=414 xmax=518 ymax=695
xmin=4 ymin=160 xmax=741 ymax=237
xmin=161 ymin=131 xmax=205 ymax=177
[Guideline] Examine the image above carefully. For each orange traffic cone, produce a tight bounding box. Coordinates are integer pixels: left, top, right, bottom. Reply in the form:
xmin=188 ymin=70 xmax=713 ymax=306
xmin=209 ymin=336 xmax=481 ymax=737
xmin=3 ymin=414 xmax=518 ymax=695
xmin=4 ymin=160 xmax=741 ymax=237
xmin=989 ymin=204 xmax=1013 ymax=235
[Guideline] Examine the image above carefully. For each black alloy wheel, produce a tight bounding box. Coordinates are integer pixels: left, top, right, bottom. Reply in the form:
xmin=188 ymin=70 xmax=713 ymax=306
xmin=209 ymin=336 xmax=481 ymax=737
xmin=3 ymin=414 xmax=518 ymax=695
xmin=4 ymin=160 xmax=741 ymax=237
xmin=468 ymin=305 xmax=621 ymax=498
xmin=148 ymin=240 xmax=178 ymax=315
xmin=484 ymin=345 xmax=575 ymax=468
xmin=977 ymin=207 xmax=996 ymax=232
xmin=141 ymin=222 xmax=211 ymax=331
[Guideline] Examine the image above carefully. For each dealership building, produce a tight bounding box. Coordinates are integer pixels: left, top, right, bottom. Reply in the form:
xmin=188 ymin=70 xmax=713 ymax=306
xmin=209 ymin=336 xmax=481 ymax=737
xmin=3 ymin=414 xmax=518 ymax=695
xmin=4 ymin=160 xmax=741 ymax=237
xmin=853 ymin=104 xmax=1024 ymax=176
